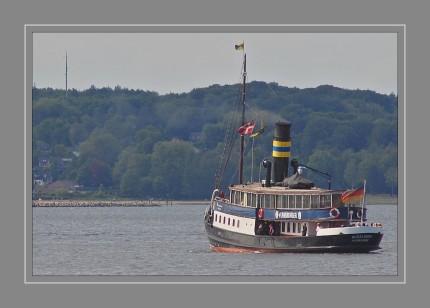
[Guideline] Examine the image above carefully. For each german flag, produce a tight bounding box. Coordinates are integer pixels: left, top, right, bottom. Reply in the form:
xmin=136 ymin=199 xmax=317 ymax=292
xmin=341 ymin=186 xmax=365 ymax=204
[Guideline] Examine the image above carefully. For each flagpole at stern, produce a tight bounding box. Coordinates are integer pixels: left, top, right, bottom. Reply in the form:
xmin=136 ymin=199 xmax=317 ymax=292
xmin=361 ymin=180 xmax=367 ymax=225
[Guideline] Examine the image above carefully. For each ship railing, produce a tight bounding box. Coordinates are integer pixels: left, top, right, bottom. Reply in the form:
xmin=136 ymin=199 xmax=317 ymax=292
xmin=210 ymin=189 xmax=220 ymax=207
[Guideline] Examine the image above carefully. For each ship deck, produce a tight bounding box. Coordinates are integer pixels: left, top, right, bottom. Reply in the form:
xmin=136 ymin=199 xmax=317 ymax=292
xmin=230 ymin=182 xmax=343 ymax=195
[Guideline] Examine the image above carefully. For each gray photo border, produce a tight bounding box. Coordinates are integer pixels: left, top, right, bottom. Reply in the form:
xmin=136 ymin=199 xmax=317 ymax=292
xmin=25 ymin=24 xmax=405 ymax=284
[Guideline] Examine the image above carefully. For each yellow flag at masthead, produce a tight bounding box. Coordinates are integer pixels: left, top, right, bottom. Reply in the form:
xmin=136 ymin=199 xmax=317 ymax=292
xmin=235 ymin=41 xmax=244 ymax=51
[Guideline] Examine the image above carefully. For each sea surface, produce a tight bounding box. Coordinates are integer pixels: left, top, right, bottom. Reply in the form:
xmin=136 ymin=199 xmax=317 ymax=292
xmin=32 ymin=203 xmax=398 ymax=277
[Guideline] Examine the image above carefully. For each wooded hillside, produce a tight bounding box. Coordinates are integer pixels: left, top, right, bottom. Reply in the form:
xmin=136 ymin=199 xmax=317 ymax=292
xmin=32 ymin=82 xmax=398 ymax=199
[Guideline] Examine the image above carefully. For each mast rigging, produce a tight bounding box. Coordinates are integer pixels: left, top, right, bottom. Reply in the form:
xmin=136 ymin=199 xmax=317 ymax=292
xmin=239 ymin=53 xmax=246 ymax=184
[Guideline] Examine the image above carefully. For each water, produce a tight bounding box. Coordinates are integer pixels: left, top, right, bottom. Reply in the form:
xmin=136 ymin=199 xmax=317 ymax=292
xmin=32 ymin=204 xmax=397 ymax=276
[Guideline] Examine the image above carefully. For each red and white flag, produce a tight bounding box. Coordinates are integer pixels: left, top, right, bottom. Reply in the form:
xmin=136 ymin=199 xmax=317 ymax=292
xmin=237 ymin=122 xmax=255 ymax=135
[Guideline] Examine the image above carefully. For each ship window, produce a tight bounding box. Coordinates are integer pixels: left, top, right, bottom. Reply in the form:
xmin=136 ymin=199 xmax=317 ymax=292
xmin=332 ymin=194 xmax=343 ymax=207
xmin=287 ymin=222 xmax=291 ymax=232
xmin=235 ymin=191 xmax=241 ymax=205
xmin=228 ymin=218 xmax=230 ymax=225
xmin=288 ymin=195 xmax=295 ymax=209
xmin=223 ymin=216 xmax=226 ymax=224
xmin=263 ymin=194 xmax=269 ymax=208
xmin=281 ymin=195 xmax=287 ymax=208
xmin=232 ymin=219 xmax=235 ymax=227
xmin=246 ymin=193 xmax=252 ymax=207
xmin=303 ymin=195 xmax=311 ymax=208
xmin=275 ymin=195 xmax=282 ymax=209
xmin=320 ymin=195 xmax=331 ymax=208
xmin=237 ymin=220 xmax=240 ymax=228
xmin=215 ymin=214 xmax=217 ymax=221
xmin=296 ymin=195 xmax=303 ymax=209
xmin=311 ymin=195 xmax=320 ymax=208
xmin=262 ymin=195 xmax=272 ymax=208
xmin=219 ymin=215 xmax=221 ymax=223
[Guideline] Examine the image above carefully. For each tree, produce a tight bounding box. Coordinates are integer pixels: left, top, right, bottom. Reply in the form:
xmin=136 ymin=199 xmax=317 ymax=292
xmin=33 ymin=118 xmax=71 ymax=146
xmin=79 ymin=132 xmax=122 ymax=166
xmin=369 ymin=118 xmax=397 ymax=147
xmin=112 ymin=146 xmax=150 ymax=189
xmin=306 ymin=149 xmax=336 ymax=189
xmin=149 ymin=140 xmax=197 ymax=198
xmin=341 ymin=149 xmax=360 ymax=188
xmin=119 ymin=170 xmax=143 ymax=198
xmin=300 ymin=116 xmax=337 ymax=158
xmin=76 ymin=132 xmax=122 ymax=187
xmin=385 ymin=166 xmax=398 ymax=196
xmin=134 ymin=126 xmax=163 ymax=153
xmin=198 ymin=122 xmax=225 ymax=150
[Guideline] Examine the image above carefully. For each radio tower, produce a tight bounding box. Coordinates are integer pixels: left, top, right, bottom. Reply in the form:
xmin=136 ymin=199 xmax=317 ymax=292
xmin=65 ymin=51 xmax=68 ymax=99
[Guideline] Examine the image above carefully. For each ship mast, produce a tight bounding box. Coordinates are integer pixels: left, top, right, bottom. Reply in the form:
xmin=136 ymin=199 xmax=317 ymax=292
xmin=239 ymin=53 xmax=246 ymax=184
xmin=65 ymin=51 xmax=68 ymax=99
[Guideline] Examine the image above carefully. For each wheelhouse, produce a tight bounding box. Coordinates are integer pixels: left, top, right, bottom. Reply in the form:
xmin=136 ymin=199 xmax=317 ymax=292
xmin=228 ymin=184 xmax=345 ymax=210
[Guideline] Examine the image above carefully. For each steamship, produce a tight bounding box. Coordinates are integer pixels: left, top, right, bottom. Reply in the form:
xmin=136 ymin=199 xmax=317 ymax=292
xmin=203 ymin=43 xmax=383 ymax=253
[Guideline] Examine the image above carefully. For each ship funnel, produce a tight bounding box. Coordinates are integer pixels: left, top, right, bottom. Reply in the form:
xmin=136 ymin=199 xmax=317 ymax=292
xmin=272 ymin=121 xmax=291 ymax=183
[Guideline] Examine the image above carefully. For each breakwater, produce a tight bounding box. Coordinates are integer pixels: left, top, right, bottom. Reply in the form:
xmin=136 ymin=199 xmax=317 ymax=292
xmin=33 ymin=199 xmax=161 ymax=207
xmin=32 ymin=199 xmax=210 ymax=207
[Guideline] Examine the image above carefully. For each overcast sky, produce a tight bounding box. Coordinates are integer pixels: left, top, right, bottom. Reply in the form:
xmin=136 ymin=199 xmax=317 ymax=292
xmin=32 ymin=32 xmax=397 ymax=95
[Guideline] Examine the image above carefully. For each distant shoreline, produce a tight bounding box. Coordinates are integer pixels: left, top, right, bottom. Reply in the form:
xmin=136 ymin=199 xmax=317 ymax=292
xmin=32 ymin=195 xmax=396 ymax=207
xmin=32 ymin=199 xmax=210 ymax=207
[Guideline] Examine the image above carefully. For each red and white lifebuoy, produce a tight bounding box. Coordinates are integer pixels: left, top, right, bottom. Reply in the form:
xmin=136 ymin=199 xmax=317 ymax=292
xmin=257 ymin=208 xmax=264 ymax=220
xmin=329 ymin=207 xmax=340 ymax=219
xmin=356 ymin=209 xmax=362 ymax=219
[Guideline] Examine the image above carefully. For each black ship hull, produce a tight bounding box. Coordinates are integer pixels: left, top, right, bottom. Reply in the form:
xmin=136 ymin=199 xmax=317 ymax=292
xmin=205 ymin=221 xmax=383 ymax=253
